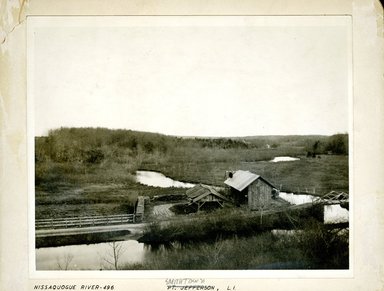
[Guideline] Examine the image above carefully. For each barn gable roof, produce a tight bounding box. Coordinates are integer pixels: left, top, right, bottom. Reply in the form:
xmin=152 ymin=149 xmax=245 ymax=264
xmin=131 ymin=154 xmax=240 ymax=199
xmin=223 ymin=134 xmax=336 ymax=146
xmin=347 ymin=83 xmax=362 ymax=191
xmin=224 ymin=170 xmax=275 ymax=191
xmin=186 ymin=184 xmax=232 ymax=203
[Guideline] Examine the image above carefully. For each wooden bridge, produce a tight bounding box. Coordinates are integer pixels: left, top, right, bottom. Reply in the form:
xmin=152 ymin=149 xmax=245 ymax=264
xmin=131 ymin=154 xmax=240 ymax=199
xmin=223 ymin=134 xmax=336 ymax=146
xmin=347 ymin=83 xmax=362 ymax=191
xmin=35 ymin=213 xmax=143 ymax=230
xmin=312 ymin=191 xmax=349 ymax=209
xmin=36 ymin=195 xmax=149 ymax=230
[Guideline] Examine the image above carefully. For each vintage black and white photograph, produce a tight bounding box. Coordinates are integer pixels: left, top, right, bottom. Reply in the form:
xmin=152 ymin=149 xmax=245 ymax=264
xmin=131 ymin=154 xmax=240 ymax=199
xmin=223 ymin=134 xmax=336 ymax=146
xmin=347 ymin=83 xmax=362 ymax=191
xmin=29 ymin=16 xmax=351 ymax=271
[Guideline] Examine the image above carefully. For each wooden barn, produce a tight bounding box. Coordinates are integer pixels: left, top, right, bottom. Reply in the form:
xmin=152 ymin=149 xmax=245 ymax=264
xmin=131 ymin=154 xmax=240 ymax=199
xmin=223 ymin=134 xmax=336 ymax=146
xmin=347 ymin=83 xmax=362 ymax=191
xmin=186 ymin=184 xmax=232 ymax=211
xmin=224 ymin=170 xmax=278 ymax=210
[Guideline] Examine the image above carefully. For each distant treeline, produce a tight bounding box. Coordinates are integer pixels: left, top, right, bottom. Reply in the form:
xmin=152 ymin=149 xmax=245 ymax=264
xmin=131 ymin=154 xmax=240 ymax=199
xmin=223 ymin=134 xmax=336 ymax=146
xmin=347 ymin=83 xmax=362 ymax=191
xmin=35 ymin=127 xmax=169 ymax=164
xmin=35 ymin=127 xmax=348 ymax=165
xmin=304 ymin=134 xmax=348 ymax=156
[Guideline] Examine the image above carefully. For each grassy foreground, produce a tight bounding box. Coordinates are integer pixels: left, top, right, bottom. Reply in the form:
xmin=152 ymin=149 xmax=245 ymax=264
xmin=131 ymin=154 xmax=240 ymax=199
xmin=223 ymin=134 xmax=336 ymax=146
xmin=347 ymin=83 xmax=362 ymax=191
xmin=124 ymin=221 xmax=349 ymax=270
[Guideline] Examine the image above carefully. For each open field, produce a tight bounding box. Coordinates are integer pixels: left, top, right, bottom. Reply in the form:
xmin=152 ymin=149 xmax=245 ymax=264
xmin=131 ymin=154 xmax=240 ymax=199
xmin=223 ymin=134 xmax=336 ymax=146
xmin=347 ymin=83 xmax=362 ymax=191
xmin=141 ymin=154 xmax=348 ymax=193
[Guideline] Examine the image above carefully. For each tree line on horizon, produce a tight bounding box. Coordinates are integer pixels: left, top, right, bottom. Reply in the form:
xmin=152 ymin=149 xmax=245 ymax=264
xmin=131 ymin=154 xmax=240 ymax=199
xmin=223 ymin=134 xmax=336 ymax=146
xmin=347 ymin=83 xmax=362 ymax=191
xmin=35 ymin=127 xmax=348 ymax=165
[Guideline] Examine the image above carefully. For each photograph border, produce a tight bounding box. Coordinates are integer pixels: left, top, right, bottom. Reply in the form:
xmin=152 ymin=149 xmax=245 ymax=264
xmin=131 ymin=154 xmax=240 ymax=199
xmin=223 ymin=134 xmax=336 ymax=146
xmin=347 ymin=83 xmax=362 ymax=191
xmin=1 ymin=1 xmax=383 ymax=290
xmin=27 ymin=14 xmax=353 ymax=279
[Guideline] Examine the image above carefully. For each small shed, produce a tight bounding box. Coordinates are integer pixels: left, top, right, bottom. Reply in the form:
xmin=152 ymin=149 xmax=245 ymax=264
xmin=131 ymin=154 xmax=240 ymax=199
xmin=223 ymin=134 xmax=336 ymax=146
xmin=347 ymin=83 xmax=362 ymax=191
xmin=186 ymin=184 xmax=232 ymax=211
xmin=224 ymin=170 xmax=278 ymax=210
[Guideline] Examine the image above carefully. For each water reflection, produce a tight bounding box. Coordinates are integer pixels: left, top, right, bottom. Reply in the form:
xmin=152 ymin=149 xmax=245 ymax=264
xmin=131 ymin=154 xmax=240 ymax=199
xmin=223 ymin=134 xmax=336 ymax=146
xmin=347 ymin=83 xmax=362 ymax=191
xmin=324 ymin=205 xmax=349 ymax=224
xmin=36 ymin=240 xmax=145 ymax=270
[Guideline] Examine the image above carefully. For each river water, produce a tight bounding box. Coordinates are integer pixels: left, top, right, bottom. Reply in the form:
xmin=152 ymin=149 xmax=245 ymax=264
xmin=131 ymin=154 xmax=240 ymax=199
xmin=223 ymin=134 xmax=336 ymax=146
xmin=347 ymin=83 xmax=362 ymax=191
xmin=136 ymin=171 xmax=349 ymax=224
xmin=270 ymin=156 xmax=300 ymax=162
xmin=36 ymin=170 xmax=348 ymax=270
xmin=136 ymin=170 xmax=195 ymax=188
xmin=279 ymin=192 xmax=349 ymax=224
xmin=36 ymin=240 xmax=145 ymax=270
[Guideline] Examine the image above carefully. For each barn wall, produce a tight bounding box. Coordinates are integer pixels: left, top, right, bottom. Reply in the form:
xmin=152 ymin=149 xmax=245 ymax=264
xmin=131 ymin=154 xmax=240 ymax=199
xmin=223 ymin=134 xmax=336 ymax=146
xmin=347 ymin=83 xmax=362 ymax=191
xmin=248 ymin=179 xmax=273 ymax=210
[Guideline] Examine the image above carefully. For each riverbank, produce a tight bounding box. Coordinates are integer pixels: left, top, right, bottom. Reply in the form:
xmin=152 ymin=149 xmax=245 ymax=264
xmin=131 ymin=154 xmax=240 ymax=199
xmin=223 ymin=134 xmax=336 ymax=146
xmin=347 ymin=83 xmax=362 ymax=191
xmin=34 ymin=189 xmax=349 ymax=270
xmin=124 ymin=223 xmax=349 ymax=270
xmin=36 ymin=226 xmax=349 ymax=270
xmin=35 ymin=154 xmax=348 ymax=220
xmin=138 ymin=203 xmax=324 ymax=245
xmin=36 ymin=229 xmax=134 ymax=248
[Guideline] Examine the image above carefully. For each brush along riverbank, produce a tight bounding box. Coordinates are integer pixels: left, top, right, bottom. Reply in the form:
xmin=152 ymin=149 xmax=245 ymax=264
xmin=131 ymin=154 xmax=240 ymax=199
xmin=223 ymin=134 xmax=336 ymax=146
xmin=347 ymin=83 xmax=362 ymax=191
xmin=36 ymin=229 xmax=132 ymax=248
xmin=138 ymin=204 xmax=325 ymax=245
xmin=125 ymin=220 xmax=348 ymax=270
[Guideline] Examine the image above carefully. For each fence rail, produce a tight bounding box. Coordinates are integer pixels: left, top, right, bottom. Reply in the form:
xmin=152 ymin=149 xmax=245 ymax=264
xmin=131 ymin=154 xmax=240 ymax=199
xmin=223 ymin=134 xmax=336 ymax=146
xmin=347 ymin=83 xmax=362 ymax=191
xmin=35 ymin=213 xmax=142 ymax=230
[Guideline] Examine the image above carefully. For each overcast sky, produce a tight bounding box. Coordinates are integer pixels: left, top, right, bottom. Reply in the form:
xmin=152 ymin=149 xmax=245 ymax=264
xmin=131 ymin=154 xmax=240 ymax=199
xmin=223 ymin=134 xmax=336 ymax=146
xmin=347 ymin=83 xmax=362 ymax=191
xmin=30 ymin=16 xmax=351 ymax=137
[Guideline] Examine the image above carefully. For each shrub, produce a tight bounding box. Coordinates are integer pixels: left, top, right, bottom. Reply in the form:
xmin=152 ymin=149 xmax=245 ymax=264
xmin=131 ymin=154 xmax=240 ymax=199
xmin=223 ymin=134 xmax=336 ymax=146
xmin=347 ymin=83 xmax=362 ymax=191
xmin=123 ymin=228 xmax=348 ymax=270
xmin=83 ymin=149 xmax=104 ymax=163
xmin=326 ymin=134 xmax=348 ymax=155
xmin=297 ymin=219 xmax=349 ymax=268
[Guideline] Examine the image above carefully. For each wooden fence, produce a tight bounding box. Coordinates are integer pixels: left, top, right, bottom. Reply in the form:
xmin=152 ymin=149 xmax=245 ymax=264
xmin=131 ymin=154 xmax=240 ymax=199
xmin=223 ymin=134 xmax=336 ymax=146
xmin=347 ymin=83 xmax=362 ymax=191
xmin=35 ymin=213 xmax=142 ymax=230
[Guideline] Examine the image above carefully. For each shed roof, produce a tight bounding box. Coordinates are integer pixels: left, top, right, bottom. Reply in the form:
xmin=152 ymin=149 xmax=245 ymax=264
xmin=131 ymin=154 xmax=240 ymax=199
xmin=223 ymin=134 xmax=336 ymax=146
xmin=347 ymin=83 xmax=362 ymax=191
xmin=224 ymin=170 xmax=275 ymax=192
xmin=186 ymin=184 xmax=232 ymax=203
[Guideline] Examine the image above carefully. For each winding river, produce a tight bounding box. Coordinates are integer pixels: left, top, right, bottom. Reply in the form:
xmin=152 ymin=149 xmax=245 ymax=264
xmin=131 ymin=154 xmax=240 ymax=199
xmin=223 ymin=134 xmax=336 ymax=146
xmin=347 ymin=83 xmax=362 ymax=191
xmin=36 ymin=170 xmax=348 ymax=270
xmin=136 ymin=171 xmax=349 ymax=224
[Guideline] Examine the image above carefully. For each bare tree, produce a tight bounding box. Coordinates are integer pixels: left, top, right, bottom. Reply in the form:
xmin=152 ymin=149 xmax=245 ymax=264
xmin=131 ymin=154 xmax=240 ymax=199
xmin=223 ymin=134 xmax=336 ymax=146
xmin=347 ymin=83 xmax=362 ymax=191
xmin=201 ymin=236 xmax=225 ymax=267
xmin=101 ymin=241 xmax=126 ymax=270
xmin=56 ymin=252 xmax=74 ymax=270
